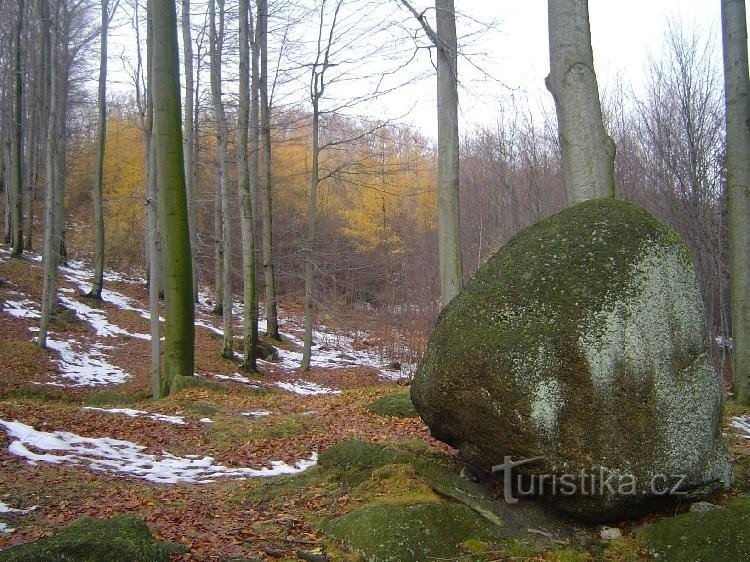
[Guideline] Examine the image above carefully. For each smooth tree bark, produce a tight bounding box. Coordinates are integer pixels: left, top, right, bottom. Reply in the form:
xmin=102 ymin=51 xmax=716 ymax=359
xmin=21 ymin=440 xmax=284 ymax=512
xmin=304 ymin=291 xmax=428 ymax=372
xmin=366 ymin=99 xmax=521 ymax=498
xmin=145 ymin=0 xmax=161 ymax=398
xmin=11 ymin=0 xmax=24 ymax=258
xmin=399 ymin=0 xmax=463 ymax=307
xmin=238 ymin=0 xmax=258 ymax=371
xmin=301 ymin=0 xmax=342 ymax=371
xmin=151 ymin=0 xmax=195 ymax=396
xmin=722 ymin=0 xmax=750 ymax=405
xmin=259 ymin=0 xmax=280 ymax=340
xmin=87 ymin=0 xmax=110 ymax=299
xmin=181 ymin=0 xmax=198 ymax=301
xmin=546 ymin=0 xmax=615 ymax=205
xmin=209 ymin=0 xmax=233 ymax=358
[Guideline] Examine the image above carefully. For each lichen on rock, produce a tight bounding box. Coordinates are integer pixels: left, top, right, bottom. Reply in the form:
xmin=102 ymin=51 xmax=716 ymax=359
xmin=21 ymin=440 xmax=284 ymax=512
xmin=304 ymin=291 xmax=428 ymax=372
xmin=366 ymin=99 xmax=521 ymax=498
xmin=411 ymin=198 xmax=732 ymax=520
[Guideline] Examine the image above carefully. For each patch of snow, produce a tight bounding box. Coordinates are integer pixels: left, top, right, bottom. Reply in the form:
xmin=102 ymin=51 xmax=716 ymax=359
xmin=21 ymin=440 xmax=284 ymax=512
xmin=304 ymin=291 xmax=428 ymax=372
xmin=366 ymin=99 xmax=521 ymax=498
xmin=0 ymin=501 xmax=36 ymax=515
xmin=0 ymin=522 xmax=14 ymax=535
xmin=731 ymin=415 xmax=750 ymax=439
xmin=199 ymin=418 xmax=213 ymax=424
xmin=45 ymin=338 xmax=130 ymax=386
xmin=58 ymin=295 xmax=149 ymax=340
xmin=83 ymin=407 xmax=186 ymax=425
xmin=242 ymin=410 xmax=271 ymax=418
xmin=1 ymin=298 xmax=40 ymax=319
xmin=275 ymin=380 xmax=340 ymax=396
xmin=0 ymin=419 xmax=318 ymax=484
xmin=201 ymin=372 xmax=264 ymax=387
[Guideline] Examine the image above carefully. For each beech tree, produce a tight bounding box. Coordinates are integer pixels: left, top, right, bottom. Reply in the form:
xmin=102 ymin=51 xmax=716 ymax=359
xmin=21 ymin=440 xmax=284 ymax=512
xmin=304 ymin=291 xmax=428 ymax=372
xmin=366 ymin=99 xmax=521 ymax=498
xmin=399 ymin=0 xmax=463 ymax=307
xmin=10 ymin=0 xmax=24 ymax=258
xmin=722 ymin=0 xmax=750 ymax=405
xmin=151 ymin=0 xmax=195 ymax=395
xmin=546 ymin=0 xmax=615 ymax=204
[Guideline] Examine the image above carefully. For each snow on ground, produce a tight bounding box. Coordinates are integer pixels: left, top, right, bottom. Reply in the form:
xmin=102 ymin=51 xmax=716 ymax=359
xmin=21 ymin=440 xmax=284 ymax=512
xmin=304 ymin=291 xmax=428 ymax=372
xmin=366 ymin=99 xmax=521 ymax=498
xmin=59 ymin=290 xmax=149 ymax=340
xmin=83 ymin=407 xmax=186 ymax=425
xmin=732 ymin=415 xmax=750 ymax=439
xmin=0 ymin=502 xmax=36 ymax=515
xmin=241 ymin=411 xmax=271 ymax=418
xmin=0 ymin=523 xmax=15 ymax=535
xmin=1 ymin=293 xmax=40 ymax=319
xmin=275 ymin=380 xmax=341 ymax=396
xmin=0 ymin=419 xmax=318 ymax=484
xmin=44 ymin=338 xmax=130 ymax=386
xmin=203 ymin=373 xmax=264 ymax=387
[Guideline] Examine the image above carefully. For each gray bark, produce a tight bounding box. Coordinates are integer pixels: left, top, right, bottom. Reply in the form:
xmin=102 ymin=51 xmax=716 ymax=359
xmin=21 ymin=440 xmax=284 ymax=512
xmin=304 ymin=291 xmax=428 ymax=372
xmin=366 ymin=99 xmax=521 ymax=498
xmin=88 ymin=0 xmax=108 ymax=299
xmin=239 ymin=0 xmax=258 ymax=371
xmin=545 ymin=0 xmax=615 ymax=204
xmin=722 ymin=0 xmax=750 ymax=405
xmin=181 ymin=0 xmax=198 ymax=301
xmin=11 ymin=0 xmax=24 ymax=258
xmin=209 ymin=0 xmax=233 ymax=358
xmin=259 ymin=0 xmax=280 ymax=340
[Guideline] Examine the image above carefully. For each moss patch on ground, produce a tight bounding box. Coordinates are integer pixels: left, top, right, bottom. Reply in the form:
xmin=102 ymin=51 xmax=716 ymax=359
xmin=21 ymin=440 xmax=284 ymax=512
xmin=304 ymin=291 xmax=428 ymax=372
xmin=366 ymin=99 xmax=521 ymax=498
xmin=323 ymin=502 xmax=504 ymax=562
xmin=0 ymin=515 xmax=184 ymax=561
xmin=367 ymin=393 xmax=418 ymax=418
xmin=642 ymin=498 xmax=750 ymax=561
xmin=83 ymin=390 xmax=147 ymax=407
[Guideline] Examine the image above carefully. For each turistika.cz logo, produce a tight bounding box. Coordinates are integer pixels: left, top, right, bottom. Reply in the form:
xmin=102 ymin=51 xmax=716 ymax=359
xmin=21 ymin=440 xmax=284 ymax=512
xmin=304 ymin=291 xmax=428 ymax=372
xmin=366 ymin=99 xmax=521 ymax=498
xmin=490 ymin=456 xmax=688 ymax=504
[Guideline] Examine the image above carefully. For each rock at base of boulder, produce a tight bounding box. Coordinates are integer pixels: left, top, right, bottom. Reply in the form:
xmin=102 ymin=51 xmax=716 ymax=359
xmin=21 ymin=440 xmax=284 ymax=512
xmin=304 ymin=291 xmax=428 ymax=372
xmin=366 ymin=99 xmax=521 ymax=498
xmin=642 ymin=498 xmax=750 ymax=561
xmin=0 ymin=515 xmax=184 ymax=562
xmin=323 ymin=503 xmax=504 ymax=562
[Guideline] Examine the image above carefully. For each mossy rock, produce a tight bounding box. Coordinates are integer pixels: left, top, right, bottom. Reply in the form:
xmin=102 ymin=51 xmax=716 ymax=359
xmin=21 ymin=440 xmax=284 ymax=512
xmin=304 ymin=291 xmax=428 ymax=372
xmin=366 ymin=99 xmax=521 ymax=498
xmin=642 ymin=498 xmax=750 ymax=561
xmin=318 ymin=439 xmax=415 ymax=483
xmin=367 ymin=393 xmax=418 ymax=418
xmin=323 ymin=502 xmax=504 ymax=562
xmin=412 ymin=199 xmax=732 ymax=519
xmin=0 ymin=515 xmax=184 ymax=561
xmin=352 ymin=464 xmax=442 ymax=505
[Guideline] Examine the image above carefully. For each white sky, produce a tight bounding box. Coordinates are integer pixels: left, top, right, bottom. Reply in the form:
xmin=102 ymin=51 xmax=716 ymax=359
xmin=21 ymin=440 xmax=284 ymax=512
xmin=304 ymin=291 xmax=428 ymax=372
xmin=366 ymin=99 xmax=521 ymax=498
xmin=400 ymin=0 xmax=727 ymax=138
xmin=106 ymin=0 xmax=736 ymax=139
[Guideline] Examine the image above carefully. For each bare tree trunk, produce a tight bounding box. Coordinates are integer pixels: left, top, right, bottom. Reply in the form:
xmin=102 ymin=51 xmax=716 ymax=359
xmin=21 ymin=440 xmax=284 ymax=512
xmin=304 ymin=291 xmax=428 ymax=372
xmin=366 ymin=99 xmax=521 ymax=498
xmin=88 ymin=0 xmax=109 ymax=299
xmin=181 ymin=0 xmax=198 ymax=302
xmin=151 ymin=0 xmax=195 ymax=395
xmin=39 ymin=0 xmax=57 ymax=349
xmin=399 ymin=0 xmax=463 ymax=307
xmin=545 ymin=0 xmax=615 ymax=204
xmin=145 ymin=0 xmax=161 ymax=399
xmin=301 ymin=97 xmax=319 ymax=372
xmin=11 ymin=0 xmax=25 ymax=258
xmin=209 ymin=0 xmax=233 ymax=358
xmin=722 ymin=0 xmax=750 ymax=405
xmin=238 ymin=0 xmax=258 ymax=371
xmin=259 ymin=0 xmax=280 ymax=340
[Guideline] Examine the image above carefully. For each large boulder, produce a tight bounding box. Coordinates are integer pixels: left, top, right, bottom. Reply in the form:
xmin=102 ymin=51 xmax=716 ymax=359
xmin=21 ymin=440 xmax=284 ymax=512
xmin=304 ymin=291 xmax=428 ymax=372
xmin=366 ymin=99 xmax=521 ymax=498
xmin=412 ymin=199 xmax=732 ymax=520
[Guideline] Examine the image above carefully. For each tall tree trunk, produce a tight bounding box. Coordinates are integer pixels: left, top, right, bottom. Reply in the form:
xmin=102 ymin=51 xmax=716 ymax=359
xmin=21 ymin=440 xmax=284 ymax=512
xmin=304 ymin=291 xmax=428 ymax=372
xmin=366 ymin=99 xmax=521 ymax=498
xmin=239 ymin=0 xmax=258 ymax=371
xmin=11 ymin=0 xmax=25 ymax=258
xmin=722 ymin=0 xmax=750 ymax=406
xmin=88 ymin=0 xmax=108 ymax=299
xmin=151 ymin=0 xmax=195 ymax=396
xmin=301 ymin=98 xmax=319 ymax=372
xmin=38 ymin=0 xmax=57 ymax=349
xmin=181 ymin=0 xmax=198 ymax=301
xmin=435 ymin=0 xmax=462 ymax=307
xmin=209 ymin=0 xmax=233 ymax=358
xmin=145 ymin=0 xmax=161 ymax=399
xmin=545 ymin=0 xmax=615 ymax=204
xmin=259 ymin=0 xmax=280 ymax=340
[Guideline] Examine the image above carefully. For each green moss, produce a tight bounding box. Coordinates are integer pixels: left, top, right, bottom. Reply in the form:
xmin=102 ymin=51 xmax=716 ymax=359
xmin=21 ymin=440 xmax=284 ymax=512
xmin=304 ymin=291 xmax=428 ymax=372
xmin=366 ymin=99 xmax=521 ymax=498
xmin=598 ymin=537 xmax=643 ymax=562
xmin=317 ymin=440 xmax=415 ymax=486
xmin=352 ymin=464 xmax=442 ymax=505
xmin=0 ymin=515 xmax=185 ymax=561
xmin=642 ymin=498 xmax=750 ymax=561
xmin=323 ymin=502 xmax=504 ymax=562
xmin=176 ymin=400 xmax=220 ymax=416
xmin=232 ymin=467 xmax=327 ymax=505
xmin=367 ymin=393 xmax=418 ymax=418
xmin=207 ymin=414 xmax=316 ymax=450
xmin=83 ymin=390 xmax=147 ymax=407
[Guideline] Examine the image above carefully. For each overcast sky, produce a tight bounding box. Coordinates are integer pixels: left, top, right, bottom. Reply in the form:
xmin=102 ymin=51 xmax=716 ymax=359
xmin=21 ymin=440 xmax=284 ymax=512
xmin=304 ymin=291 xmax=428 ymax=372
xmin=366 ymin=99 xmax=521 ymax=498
xmin=396 ymin=0 xmax=728 ymax=138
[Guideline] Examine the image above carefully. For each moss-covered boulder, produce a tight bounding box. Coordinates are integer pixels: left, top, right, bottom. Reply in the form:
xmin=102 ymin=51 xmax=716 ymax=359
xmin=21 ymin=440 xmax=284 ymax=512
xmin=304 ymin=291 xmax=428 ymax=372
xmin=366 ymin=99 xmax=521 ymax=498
xmin=412 ymin=199 xmax=732 ymax=520
xmin=0 ymin=515 xmax=183 ymax=561
xmin=323 ymin=503 xmax=504 ymax=562
xmin=642 ymin=499 xmax=750 ymax=561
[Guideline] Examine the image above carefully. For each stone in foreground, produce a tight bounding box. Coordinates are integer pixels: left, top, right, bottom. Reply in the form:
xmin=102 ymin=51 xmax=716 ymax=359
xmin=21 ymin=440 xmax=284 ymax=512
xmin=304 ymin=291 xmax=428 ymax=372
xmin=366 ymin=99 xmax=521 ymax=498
xmin=412 ymin=199 xmax=732 ymax=520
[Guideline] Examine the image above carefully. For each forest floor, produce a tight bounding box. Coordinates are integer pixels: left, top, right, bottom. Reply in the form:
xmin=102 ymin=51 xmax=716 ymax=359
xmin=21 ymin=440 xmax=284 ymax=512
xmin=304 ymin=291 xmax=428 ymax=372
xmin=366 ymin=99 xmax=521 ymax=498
xmin=0 ymin=247 xmax=748 ymax=561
